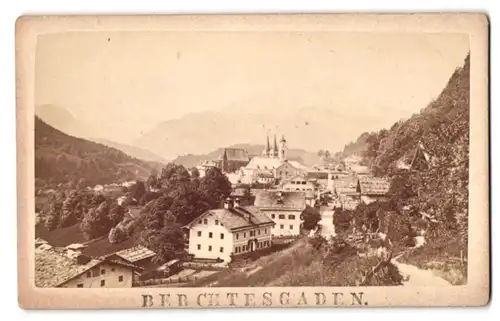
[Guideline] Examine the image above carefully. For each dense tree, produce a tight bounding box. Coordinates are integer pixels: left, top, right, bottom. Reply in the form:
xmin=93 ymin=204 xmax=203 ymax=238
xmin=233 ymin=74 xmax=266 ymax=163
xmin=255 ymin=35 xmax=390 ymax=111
xmin=240 ymin=186 xmax=254 ymax=206
xmin=139 ymin=190 xmax=162 ymax=206
xmin=333 ymin=208 xmax=354 ymax=233
xmin=59 ymin=191 xmax=81 ymax=228
xmin=130 ymin=180 xmax=146 ymax=202
xmin=146 ymin=174 xmax=159 ymax=191
xmin=108 ymin=225 xmax=128 ymax=244
xmin=190 ymin=167 xmax=200 ymax=179
xmin=158 ymin=163 xmax=192 ymax=193
xmin=80 ymin=201 xmax=112 ymax=241
xmin=301 ymin=205 xmax=321 ymax=231
xmin=197 ymin=167 xmax=232 ymax=209
xmin=140 ymin=223 xmax=187 ymax=264
xmin=44 ymin=192 xmax=65 ymax=231
xmin=108 ymin=203 xmax=126 ymax=227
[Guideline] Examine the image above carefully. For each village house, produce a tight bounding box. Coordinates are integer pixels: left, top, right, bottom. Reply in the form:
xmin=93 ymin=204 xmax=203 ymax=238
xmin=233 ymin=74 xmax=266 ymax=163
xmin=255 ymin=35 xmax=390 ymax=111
xmin=196 ymin=160 xmax=218 ymax=178
xmin=331 ymin=177 xmax=361 ymax=210
xmin=281 ymin=175 xmax=316 ymax=192
xmin=256 ymin=171 xmax=275 ymax=185
xmin=184 ymin=198 xmax=275 ymax=262
xmin=356 ymin=176 xmax=391 ymax=204
xmin=254 ymin=190 xmax=306 ymax=237
xmin=35 ymin=246 xmax=137 ymax=288
xmin=218 ymin=148 xmax=250 ymax=173
xmin=104 ymin=245 xmax=157 ymax=281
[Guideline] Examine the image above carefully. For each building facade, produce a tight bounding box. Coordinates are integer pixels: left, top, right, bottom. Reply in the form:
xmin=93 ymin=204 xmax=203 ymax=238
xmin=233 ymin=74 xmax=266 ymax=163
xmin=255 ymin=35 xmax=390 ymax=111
xmin=184 ymin=199 xmax=275 ymax=262
xmin=35 ymin=247 xmax=136 ymax=288
xmin=254 ymin=191 xmax=306 ymax=237
xmin=218 ymin=148 xmax=250 ymax=173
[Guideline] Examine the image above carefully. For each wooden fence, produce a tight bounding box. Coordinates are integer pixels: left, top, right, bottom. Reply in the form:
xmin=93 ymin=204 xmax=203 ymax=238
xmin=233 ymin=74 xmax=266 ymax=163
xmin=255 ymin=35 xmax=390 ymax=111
xmin=133 ymin=275 xmax=200 ymax=287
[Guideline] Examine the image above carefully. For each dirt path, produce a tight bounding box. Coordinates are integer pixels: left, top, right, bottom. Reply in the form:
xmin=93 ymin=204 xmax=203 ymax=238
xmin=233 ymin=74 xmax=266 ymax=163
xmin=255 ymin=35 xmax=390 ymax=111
xmin=391 ymin=254 xmax=451 ymax=286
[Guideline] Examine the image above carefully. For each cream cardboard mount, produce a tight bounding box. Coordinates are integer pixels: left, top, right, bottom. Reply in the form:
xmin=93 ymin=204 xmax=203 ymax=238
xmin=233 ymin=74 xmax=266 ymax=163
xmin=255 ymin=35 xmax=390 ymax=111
xmin=16 ymin=13 xmax=490 ymax=309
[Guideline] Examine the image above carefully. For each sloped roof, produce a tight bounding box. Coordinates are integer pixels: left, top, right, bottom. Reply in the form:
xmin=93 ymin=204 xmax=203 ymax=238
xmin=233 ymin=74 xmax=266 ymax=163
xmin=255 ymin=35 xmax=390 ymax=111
xmin=35 ymin=248 xmax=103 ymax=287
xmin=245 ymin=156 xmax=283 ymax=170
xmin=333 ymin=177 xmax=358 ymax=195
xmin=254 ymin=190 xmax=306 ymax=211
xmin=257 ymin=171 xmax=274 ymax=178
xmin=114 ymin=245 xmax=156 ymax=263
xmin=231 ymin=188 xmax=258 ymax=197
xmin=357 ymin=177 xmax=391 ymax=195
xmin=218 ymin=148 xmax=250 ymax=162
xmin=35 ymin=247 xmax=138 ymax=287
xmin=186 ymin=206 xmax=274 ymax=231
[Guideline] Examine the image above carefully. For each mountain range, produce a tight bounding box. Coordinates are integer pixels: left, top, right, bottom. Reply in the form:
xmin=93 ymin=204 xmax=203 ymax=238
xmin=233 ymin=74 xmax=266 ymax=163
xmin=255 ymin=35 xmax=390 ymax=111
xmin=133 ymin=106 xmax=380 ymax=161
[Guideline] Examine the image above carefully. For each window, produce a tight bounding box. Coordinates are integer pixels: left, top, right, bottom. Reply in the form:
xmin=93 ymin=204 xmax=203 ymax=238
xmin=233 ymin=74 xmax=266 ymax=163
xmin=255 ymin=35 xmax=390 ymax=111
xmin=235 ymin=247 xmax=239 ymax=254
xmin=243 ymin=232 xmax=246 ymax=238
xmin=101 ymin=269 xmax=106 ymax=275
xmin=288 ymin=215 xmax=296 ymax=220
xmin=203 ymin=219 xmax=208 ymax=224
xmin=220 ymin=247 xmax=224 ymax=253
xmin=265 ymin=228 xmax=268 ymax=234
xmin=271 ymin=214 xmax=275 ymax=219
xmin=279 ymin=214 xmax=285 ymax=219
xmin=111 ymin=268 xmax=115 ymax=272
xmin=100 ymin=280 xmax=105 ymax=287
xmin=220 ymin=233 xmax=224 ymax=239
xmin=86 ymin=272 xmax=91 ymax=278
xmin=250 ymin=231 xmax=255 ymax=237
xmin=215 ymin=220 xmax=219 ymax=225
xmin=209 ymin=232 xmax=213 ymax=238
xmin=208 ymin=245 xmax=212 ymax=251
xmin=197 ymin=244 xmax=201 ymax=250
xmin=118 ymin=275 xmax=124 ymax=282
xmin=236 ymin=233 xmax=239 ymax=240
xmin=280 ymin=224 xmax=284 ymax=229
xmin=77 ymin=283 xmax=84 ymax=288
xmin=197 ymin=231 xmax=202 ymax=237
xmin=198 ymin=220 xmax=202 ymax=224
xmin=290 ymin=225 xmax=294 ymax=230
xmin=258 ymin=229 xmax=261 ymax=235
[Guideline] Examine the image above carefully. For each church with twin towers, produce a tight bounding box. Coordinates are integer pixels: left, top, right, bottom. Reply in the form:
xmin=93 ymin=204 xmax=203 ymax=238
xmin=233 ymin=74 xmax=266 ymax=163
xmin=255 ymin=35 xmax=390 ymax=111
xmin=261 ymin=134 xmax=288 ymax=161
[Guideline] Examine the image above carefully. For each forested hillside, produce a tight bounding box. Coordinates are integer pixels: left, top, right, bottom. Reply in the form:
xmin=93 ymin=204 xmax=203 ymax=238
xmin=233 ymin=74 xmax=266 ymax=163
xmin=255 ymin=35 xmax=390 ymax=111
xmin=351 ymin=53 xmax=470 ymax=250
xmin=35 ymin=117 xmax=162 ymax=188
xmin=335 ymin=132 xmax=371 ymax=161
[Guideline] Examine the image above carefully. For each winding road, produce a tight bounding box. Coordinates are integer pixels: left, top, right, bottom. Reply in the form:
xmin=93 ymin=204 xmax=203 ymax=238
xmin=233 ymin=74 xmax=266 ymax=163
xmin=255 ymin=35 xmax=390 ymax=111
xmin=391 ymin=254 xmax=452 ymax=286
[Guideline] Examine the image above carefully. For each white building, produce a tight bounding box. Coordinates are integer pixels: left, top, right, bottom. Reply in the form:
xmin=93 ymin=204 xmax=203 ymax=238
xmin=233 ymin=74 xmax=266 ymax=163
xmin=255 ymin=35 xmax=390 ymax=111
xmin=281 ymin=175 xmax=316 ymax=192
xmin=254 ymin=190 xmax=306 ymax=237
xmin=184 ymin=198 xmax=275 ymax=262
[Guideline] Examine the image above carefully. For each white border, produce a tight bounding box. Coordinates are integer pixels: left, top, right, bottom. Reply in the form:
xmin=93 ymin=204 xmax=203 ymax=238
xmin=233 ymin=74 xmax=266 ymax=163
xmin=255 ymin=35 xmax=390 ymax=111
xmin=2 ymin=0 xmax=497 ymax=319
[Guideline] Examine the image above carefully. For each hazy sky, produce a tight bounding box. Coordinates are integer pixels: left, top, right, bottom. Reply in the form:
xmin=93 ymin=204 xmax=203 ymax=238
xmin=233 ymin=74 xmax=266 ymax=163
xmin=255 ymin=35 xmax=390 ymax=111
xmin=35 ymin=31 xmax=469 ymax=146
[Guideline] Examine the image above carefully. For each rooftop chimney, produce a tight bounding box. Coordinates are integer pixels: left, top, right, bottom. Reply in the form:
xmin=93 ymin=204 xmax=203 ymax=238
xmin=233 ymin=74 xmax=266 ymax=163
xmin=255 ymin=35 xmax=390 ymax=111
xmin=74 ymin=253 xmax=92 ymax=265
xmin=224 ymin=197 xmax=233 ymax=209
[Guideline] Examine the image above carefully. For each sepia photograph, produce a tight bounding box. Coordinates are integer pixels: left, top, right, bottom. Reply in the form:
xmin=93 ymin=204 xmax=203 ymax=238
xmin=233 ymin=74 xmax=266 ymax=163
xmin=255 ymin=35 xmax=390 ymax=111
xmin=16 ymin=13 xmax=489 ymax=308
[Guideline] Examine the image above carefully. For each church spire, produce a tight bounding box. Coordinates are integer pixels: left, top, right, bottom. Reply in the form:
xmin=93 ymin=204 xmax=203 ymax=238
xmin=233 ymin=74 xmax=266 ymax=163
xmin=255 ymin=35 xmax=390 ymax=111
xmin=262 ymin=133 xmax=271 ymax=157
xmin=273 ymin=134 xmax=278 ymax=157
